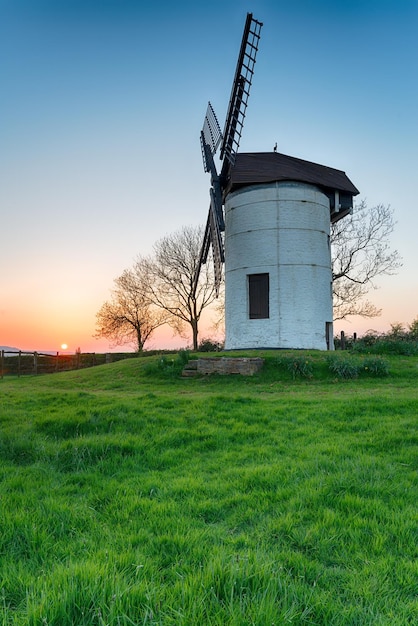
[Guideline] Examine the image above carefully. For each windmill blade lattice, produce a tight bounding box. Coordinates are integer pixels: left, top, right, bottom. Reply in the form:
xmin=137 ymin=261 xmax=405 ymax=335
xmin=220 ymin=13 xmax=262 ymax=165
xmin=200 ymin=102 xmax=223 ymax=173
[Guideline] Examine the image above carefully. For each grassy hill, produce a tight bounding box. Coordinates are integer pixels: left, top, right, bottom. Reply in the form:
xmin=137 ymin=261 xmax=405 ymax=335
xmin=1 ymin=352 xmax=417 ymax=625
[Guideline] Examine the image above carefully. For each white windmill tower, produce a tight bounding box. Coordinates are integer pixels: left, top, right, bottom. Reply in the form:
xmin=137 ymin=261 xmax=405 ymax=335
xmin=193 ymin=13 xmax=359 ymax=350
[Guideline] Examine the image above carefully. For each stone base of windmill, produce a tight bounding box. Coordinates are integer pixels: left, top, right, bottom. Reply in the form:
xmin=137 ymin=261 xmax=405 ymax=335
xmin=182 ymin=357 xmax=264 ymax=377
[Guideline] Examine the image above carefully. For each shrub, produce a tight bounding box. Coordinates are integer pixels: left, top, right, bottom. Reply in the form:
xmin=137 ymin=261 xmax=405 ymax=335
xmin=357 ymin=330 xmax=381 ymax=347
xmin=352 ymin=338 xmax=418 ymax=356
xmin=278 ymin=355 xmax=314 ymax=379
xmin=361 ymin=357 xmax=390 ymax=377
xmin=349 ymin=331 xmax=381 ymax=352
xmin=328 ymin=356 xmax=359 ymax=379
xmin=157 ymin=356 xmax=176 ymax=372
xmin=198 ymin=338 xmax=224 ymax=352
xmin=144 ymin=351 xmax=189 ymax=378
xmin=408 ymin=316 xmax=418 ymax=340
xmin=177 ymin=349 xmax=191 ymax=365
xmin=346 ymin=318 xmax=418 ymax=356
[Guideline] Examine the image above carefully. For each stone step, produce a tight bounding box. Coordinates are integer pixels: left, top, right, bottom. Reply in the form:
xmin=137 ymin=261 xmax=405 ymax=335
xmin=181 ymin=360 xmax=199 ymax=377
xmin=181 ymin=369 xmax=200 ymax=378
xmin=183 ymin=360 xmax=198 ymax=370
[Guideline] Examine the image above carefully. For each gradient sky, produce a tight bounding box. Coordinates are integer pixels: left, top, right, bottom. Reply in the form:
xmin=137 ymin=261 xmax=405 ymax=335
xmin=1 ymin=0 xmax=417 ymax=352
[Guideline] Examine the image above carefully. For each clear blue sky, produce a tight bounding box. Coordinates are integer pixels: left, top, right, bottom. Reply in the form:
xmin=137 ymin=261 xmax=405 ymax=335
xmin=1 ymin=0 xmax=417 ymax=351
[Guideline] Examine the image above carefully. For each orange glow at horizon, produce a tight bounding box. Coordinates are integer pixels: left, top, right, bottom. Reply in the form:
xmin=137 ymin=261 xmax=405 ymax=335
xmin=1 ymin=281 xmax=415 ymax=353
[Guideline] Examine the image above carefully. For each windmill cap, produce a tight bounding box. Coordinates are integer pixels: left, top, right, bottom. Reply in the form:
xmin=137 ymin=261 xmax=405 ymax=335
xmin=224 ymin=152 xmax=360 ymax=197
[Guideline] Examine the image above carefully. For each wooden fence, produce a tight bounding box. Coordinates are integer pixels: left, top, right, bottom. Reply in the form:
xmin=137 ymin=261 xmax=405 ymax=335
xmin=0 ymin=350 xmax=136 ymax=378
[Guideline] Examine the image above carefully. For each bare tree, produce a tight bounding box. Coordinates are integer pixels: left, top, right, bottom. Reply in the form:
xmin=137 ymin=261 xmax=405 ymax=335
xmin=142 ymin=225 xmax=218 ymax=351
xmin=331 ymin=201 xmax=402 ymax=320
xmin=95 ymin=262 xmax=168 ymax=352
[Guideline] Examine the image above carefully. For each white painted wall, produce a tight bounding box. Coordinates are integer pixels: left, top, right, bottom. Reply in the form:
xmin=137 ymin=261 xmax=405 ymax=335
xmin=224 ymin=181 xmax=334 ymax=350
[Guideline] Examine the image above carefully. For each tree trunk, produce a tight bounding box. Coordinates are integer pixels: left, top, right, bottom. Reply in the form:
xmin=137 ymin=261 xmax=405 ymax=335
xmin=136 ymin=328 xmax=144 ymax=353
xmin=191 ymin=319 xmax=198 ymax=352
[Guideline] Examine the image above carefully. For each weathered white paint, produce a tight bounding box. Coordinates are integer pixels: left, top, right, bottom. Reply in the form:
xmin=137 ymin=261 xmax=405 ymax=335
xmin=224 ymin=181 xmax=334 ymax=350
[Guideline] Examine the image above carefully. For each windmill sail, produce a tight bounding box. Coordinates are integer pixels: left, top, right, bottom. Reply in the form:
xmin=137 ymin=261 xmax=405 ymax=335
xmin=200 ymin=102 xmax=223 ymax=173
xmin=192 ymin=13 xmax=262 ymax=299
xmin=193 ymin=118 xmax=225 ymax=298
xmin=192 ymin=197 xmax=225 ymax=298
xmin=220 ymin=13 xmax=263 ymax=165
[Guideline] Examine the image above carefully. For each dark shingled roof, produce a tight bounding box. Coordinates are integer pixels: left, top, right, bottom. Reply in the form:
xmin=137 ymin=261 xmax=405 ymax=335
xmin=223 ymin=152 xmax=360 ymax=197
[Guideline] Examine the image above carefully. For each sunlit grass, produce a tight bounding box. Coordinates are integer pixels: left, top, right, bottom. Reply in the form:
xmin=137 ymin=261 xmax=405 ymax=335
xmin=0 ymin=353 xmax=417 ymax=624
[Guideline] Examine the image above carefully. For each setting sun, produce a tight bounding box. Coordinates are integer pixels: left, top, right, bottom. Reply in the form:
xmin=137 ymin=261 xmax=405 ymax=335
xmin=61 ymin=343 xmax=68 ymax=350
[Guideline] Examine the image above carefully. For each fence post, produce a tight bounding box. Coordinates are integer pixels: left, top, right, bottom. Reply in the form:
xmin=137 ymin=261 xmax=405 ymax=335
xmin=18 ymin=350 xmax=21 ymax=377
xmin=34 ymin=351 xmax=38 ymax=375
xmin=340 ymin=331 xmax=346 ymax=350
xmin=1 ymin=350 xmax=3 ymax=379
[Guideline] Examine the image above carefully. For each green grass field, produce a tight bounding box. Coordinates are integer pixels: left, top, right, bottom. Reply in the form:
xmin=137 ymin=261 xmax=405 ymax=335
xmin=1 ymin=351 xmax=417 ymax=625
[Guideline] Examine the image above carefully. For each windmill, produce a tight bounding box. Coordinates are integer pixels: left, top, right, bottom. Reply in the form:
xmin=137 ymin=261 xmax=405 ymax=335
xmin=194 ymin=13 xmax=359 ymax=351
